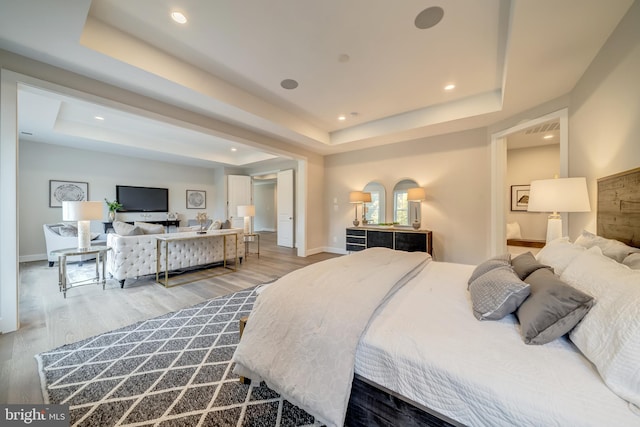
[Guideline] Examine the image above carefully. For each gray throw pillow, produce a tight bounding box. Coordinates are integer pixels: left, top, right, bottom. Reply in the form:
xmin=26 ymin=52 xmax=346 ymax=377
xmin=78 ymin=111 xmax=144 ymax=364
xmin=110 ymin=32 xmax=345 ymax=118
xmin=516 ymin=268 xmax=594 ymax=345
xmin=511 ymin=251 xmax=551 ymax=280
xmin=112 ymin=221 xmax=144 ymax=236
xmin=221 ymin=220 xmax=232 ymax=229
xmin=469 ymin=266 xmax=530 ymax=321
xmin=467 ymin=253 xmax=511 ymax=287
xmin=59 ymin=224 xmax=78 ymax=237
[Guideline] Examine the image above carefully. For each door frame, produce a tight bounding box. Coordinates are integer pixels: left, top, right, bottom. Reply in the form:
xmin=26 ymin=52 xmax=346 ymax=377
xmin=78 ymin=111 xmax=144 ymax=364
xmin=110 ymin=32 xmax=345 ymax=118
xmin=490 ymin=108 xmax=568 ymax=256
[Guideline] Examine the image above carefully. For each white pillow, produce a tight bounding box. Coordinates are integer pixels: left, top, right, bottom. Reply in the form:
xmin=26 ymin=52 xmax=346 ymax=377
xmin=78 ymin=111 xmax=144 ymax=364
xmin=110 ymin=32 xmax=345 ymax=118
xmin=506 ymin=222 xmax=522 ymax=239
xmin=560 ymin=246 xmax=640 ymax=408
xmin=535 ymin=237 xmax=586 ymax=275
xmin=574 ymin=229 xmax=640 ymax=263
xmin=623 ymin=253 xmax=640 ymax=270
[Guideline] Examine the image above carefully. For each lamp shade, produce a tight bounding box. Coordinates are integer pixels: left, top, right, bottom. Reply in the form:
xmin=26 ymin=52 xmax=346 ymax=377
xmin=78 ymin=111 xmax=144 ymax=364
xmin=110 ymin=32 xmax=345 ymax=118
xmin=527 ymin=177 xmax=591 ymax=213
xmin=407 ymin=187 xmax=426 ymax=201
xmin=349 ymin=191 xmax=365 ymax=203
xmin=361 ymin=192 xmax=372 ymax=203
xmin=62 ymin=201 xmax=103 ymax=221
xmin=237 ymin=205 xmax=255 ymax=217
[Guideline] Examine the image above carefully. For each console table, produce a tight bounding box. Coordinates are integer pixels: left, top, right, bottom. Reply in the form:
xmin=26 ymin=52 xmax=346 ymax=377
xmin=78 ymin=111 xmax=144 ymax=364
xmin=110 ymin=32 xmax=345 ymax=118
xmin=103 ymin=220 xmax=180 ymax=233
xmin=50 ymin=246 xmax=112 ymax=298
xmin=155 ymin=231 xmax=239 ymax=287
xmin=346 ymin=227 xmax=433 ymax=255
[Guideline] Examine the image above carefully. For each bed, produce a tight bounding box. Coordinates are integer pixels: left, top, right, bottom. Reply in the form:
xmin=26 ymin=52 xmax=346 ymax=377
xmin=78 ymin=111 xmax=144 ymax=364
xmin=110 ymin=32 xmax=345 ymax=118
xmin=233 ymin=168 xmax=640 ymax=427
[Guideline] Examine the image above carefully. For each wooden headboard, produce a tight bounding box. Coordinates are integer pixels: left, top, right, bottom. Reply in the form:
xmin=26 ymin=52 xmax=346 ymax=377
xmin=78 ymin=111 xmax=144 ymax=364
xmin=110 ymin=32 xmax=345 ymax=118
xmin=597 ymin=167 xmax=640 ymax=249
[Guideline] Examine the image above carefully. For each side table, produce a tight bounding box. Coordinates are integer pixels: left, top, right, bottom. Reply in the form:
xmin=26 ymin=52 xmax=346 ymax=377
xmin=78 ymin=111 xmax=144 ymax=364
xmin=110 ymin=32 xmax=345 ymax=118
xmin=244 ymin=233 xmax=260 ymax=258
xmin=50 ymin=246 xmax=112 ymax=298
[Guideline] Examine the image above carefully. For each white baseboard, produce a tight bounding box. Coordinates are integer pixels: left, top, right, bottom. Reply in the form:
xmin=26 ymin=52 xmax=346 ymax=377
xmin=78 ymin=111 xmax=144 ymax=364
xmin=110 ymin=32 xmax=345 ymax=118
xmin=20 ymin=253 xmax=46 ymax=263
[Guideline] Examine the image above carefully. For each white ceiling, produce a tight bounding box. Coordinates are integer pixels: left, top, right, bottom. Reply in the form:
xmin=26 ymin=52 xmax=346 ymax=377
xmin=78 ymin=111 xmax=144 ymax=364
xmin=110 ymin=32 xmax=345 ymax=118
xmin=0 ymin=0 xmax=633 ymax=168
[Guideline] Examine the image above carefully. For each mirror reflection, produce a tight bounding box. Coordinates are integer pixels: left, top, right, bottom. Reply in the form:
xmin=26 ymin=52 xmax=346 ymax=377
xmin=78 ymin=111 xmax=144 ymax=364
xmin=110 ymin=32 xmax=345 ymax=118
xmin=393 ymin=179 xmax=419 ymax=225
xmin=363 ymin=181 xmax=386 ymax=224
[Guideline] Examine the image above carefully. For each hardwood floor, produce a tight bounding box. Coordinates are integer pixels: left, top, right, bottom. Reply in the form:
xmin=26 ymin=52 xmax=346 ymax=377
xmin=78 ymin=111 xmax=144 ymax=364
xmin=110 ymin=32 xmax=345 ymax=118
xmin=0 ymin=232 xmax=339 ymax=404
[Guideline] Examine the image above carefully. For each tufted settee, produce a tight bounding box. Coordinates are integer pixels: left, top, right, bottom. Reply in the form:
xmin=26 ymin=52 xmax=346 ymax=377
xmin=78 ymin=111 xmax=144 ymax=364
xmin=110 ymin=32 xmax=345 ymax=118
xmin=106 ymin=229 xmax=244 ymax=287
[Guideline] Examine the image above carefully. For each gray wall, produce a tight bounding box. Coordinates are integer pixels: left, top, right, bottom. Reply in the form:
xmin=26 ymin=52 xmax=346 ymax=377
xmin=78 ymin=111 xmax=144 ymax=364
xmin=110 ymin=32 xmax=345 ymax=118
xmin=19 ymin=140 xmax=218 ymax=261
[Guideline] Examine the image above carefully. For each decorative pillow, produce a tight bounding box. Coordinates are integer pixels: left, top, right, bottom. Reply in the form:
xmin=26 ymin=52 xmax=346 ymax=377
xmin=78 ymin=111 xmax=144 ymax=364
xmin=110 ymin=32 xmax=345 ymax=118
xmin=535 ymin=237 xmax=586 ymax=275
xmin=561 ymin=246 xmax=640 ymax=407
xmin=511 ymin=251 xmax=550 ymax=280
xmin=221 ymin=220 xmax=232 ymax=229
xmin=134 ymin=221 xmax=165 ymax=235
xmin=506 ymin=222 xmax=522 ymax=239
xmin=59 ymin=224 xmax=78 ymax=237
xmin=112 ymin=221 xmax=143 ymax=236
xmin=574 ymin=229 xmax=640 ymax=263
xmin=623 ymin=253 xmax=640 ymax=270
xmin=468 ymin=266 xmax=530 ymax=321
xmin=208 ymin=220 xmax=222 ymax=231
xmin=516 ymin=268 xmax=594 ymax=345
xmin=467 ymin=253 xmax=511 ymax=286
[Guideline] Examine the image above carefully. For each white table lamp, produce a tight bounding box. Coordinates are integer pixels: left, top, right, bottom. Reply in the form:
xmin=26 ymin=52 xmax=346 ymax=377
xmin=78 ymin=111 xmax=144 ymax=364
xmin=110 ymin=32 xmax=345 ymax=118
xmin=62 ymin=201 xmax=103 ymax=251
xmin=527 ymin=177 xmax=591 ymax=242
xmin=407 ymin=187 xmax=426 ymax=229
xmin=237 ymin=205 xmax=255 ymax=234
xmin=349 ymin=191 xmax=366 ymax=226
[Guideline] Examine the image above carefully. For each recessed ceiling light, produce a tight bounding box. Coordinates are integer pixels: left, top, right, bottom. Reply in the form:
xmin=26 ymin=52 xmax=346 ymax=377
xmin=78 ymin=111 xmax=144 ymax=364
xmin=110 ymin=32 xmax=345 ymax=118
xmin=415 ymin=6 xmax=444 ymax=30
xmin=94 ymin=116 xmax=104 ymax=121
xmin=543 ymin=134 xmax=554 ymax=140
xmin=231 ymin=147 xmax=237 ymax=152
xmin=444 ymin=84 xmax=455 ymax=91
xmin=338 ymin=115 xmax=346 ymax=121
xmin=171 ymin=11 xmax=187 ymax=24
xmin=280 ymin=79 xmax=299 ymax=90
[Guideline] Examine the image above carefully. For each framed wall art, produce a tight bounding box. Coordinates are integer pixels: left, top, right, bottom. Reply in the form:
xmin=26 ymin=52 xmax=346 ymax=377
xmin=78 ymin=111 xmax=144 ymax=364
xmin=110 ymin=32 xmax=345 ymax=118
xmin=511 ymin=185 xmax=530 ymax=211
xmin=49 ymin=180 xmax=88 ymax=208
xmin=186 ymin=190 xmax=206 ymax=209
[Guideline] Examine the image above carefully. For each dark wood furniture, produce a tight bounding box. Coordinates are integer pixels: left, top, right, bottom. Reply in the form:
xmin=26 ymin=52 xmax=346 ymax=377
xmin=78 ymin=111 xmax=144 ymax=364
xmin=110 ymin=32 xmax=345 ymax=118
xmin=346 ymin=227 xmax=433 ymax=255
xmin=102 ymin=220 xmax=180 ymax=233
xmin=507 ymin=238 xmax=545 ymax=248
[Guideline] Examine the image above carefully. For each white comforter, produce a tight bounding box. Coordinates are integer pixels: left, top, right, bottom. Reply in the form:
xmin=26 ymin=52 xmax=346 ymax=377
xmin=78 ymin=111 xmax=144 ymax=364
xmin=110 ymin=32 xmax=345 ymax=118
xmin=356 ymin=261 xmax=640 ymax=426
xmin=232 ymin=247 xmax=429 ymax=427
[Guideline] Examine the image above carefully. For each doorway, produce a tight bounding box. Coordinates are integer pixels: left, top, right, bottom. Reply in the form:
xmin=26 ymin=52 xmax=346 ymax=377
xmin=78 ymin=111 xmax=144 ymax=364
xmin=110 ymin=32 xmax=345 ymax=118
xmin=490 ymin=108 xmax=568 ymax=255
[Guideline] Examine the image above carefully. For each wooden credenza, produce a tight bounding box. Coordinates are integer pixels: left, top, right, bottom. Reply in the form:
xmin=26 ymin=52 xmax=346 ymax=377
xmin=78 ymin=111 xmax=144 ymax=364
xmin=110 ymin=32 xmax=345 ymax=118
xmin=346 ymin=227 xmax=433 ymax=255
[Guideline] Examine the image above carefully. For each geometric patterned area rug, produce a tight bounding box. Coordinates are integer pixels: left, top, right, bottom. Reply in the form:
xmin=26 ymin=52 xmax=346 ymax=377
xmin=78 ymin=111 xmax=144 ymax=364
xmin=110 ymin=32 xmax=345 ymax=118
xmin=35 ymin=287 xmax=322 ymax=426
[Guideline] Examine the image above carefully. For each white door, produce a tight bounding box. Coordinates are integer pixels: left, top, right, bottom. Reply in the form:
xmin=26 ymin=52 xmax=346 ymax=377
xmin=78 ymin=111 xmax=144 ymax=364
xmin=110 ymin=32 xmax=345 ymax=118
xmin=277 ymin=169 xmax=294 ymax=247
xmin=227 ymin=175 xmax=251 ymax=229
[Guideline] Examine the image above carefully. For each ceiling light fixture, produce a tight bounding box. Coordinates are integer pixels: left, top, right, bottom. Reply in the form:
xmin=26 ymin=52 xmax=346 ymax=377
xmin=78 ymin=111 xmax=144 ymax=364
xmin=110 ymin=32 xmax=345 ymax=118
xmin=94 ymin=116 xmax=104 ymax=121
xmin=231 ymin=147 xmax=237 ymax=152
xmin=171 ymin=11 xmax=187 ymax=24
xmin=444 ymin=84 xmax=455 ymax=91
xmin=543 ymin=135 xmax=554 ymax=140
xmin=338 ymin=115 xmax=346 ymax=121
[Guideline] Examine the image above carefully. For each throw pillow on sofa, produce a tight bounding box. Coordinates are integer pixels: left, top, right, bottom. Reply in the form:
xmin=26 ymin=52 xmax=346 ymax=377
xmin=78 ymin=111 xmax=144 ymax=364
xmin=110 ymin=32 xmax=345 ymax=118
xmin=112 ymin=220 xmax=143 ymax=236
xmin=134 ymin=221 xmax=165 ymax=235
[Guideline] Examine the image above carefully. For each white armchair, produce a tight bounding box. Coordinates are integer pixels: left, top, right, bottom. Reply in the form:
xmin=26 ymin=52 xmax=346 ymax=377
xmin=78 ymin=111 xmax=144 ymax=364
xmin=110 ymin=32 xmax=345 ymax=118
xmin=43 ymin=223 xmax=106 ymax=266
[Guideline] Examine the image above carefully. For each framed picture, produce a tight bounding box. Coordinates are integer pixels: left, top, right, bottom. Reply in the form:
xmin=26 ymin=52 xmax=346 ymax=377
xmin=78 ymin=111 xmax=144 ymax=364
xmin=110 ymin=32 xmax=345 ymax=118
xmin=49 ymin=180 xmax=88 ymax=208
xmin=511 ymin=185 xmax=530 ymax=211
xmin=186 ymin=190 xmax=206 ymax=209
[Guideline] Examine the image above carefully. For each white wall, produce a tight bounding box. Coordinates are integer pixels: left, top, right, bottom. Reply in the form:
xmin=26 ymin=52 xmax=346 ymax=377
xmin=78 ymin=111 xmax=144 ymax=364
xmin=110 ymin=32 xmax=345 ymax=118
xmin=506 ymin=144 xmax=560 ymax=239
xmin=325 ymin=128 xmax=490 ymax=264
xmin=568 ymin=0 xmax=640 ymax=237
xmin=19 ymin=140 xmax=219 ymax=261
xmin=253 ymin=182 xmax=276 ymax=231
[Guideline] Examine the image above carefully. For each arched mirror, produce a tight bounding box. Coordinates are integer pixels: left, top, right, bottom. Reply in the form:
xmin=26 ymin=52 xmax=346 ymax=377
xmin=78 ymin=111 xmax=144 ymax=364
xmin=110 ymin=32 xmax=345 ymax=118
xmin=363 ymin=181 xmax=386 ymax=224
xmin=393 ymin=179 xmax=420 ymax=225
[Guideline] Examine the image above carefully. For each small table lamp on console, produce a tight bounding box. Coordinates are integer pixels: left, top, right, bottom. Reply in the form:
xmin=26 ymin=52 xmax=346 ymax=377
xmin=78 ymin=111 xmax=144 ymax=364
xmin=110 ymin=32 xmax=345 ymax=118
xmin=349 ymin=191 xmax=366 ymax=226
xmin=237 ymin=205 xmax=255 ymax=234
xmin=527 ymin=177 xmax=591 ymax=242
xmin=62 ymin=201 xmax=103 ymax=251
xmin=407 ymin=187 xmax=426 ymax=230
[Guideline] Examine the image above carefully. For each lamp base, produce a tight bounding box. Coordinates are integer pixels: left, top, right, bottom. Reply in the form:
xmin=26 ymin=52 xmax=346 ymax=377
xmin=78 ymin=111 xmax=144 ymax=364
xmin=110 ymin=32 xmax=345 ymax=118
xmin=412 ymin=221 xmax=421 ymax=230
xmin=353 ymin=219 xmax=360 ymax=227
xmin=77 ymin=220 xmax=91 ymax=251
xmin=545 ymin=215 xmax=562 ymax=243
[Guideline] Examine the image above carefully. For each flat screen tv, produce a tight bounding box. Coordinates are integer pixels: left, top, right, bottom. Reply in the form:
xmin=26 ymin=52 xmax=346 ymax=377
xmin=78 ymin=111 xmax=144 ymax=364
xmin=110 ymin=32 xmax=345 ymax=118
xmin=116 ymin=185 xmax=168 ymax=212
